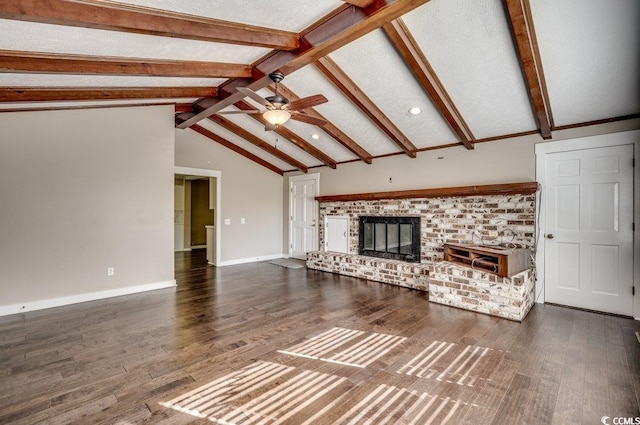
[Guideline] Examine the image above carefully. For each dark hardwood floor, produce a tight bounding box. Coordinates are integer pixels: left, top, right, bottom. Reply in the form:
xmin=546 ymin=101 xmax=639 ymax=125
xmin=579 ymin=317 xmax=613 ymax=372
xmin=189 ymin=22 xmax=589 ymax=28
xmin=1 ymin=249 xmax=638 ymax=424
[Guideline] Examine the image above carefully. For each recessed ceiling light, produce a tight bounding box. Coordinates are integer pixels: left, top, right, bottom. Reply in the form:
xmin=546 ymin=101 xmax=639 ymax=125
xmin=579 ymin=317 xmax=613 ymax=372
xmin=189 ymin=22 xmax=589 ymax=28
xmin=408 ymin=107 xmax=421 ymax=115
xmin=311 ymin=134 xmax=320 ymax=140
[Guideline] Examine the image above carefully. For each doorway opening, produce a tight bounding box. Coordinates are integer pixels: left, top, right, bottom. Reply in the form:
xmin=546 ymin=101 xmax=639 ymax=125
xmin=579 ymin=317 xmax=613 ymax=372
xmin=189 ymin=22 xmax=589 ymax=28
xmin=174 ymin=166 xmax=221 ymax=267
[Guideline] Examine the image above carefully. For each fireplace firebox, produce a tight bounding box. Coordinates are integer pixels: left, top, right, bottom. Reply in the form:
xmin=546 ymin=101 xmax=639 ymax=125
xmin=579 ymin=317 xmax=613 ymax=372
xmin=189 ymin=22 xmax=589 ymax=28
xmin=358 ymin=216 xmax=421 ymax=262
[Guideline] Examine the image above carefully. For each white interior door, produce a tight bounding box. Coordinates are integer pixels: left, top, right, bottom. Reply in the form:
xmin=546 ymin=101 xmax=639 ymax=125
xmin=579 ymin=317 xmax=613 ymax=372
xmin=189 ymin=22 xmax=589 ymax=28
xmin=544 ymin=144 xmax=634 ymax=315
xmin=290 ymin=175 xmax=319 ymax=260
xmin=325 ymin=216 xmax=349 ymax=253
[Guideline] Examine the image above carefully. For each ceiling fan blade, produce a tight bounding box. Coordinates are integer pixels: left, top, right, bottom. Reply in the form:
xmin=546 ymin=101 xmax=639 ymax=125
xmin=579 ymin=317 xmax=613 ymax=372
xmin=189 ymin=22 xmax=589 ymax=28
xmin=237 ymin=87 xmax=274 ymax=108
xmin=288 ymin=94 xmax=328 ymax=111
xmin=289 ymin=112 xmax=327 ymax=127
xmin=217 ymin=110 xmax=262 ymax=114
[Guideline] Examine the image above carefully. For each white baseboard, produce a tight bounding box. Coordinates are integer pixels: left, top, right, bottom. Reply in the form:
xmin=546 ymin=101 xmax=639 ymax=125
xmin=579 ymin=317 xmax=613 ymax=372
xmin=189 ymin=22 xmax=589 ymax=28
xmin=217 ymin=253 xmax=284 ymax=267
xmin=0 ymin=280 xmax=176 ymax=317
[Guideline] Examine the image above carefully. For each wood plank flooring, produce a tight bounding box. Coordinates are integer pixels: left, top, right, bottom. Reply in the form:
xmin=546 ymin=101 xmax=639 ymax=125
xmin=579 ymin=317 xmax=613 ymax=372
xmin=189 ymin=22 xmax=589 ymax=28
xmin=1 ymin=249 xmax=638 ymax=424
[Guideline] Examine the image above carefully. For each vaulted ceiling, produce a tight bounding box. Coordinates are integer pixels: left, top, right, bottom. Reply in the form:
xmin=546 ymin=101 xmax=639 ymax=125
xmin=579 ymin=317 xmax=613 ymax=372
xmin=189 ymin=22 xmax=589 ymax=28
xmin=1 ymin=0 xmax=638 ymax=174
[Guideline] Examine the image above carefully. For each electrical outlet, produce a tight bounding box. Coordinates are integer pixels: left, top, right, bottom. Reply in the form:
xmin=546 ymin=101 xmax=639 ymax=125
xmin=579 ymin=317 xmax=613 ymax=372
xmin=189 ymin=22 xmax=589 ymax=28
xmin=107 ymin=267 xmax=114 ymax=276
xmin=241 ymin=218 xmax=246 ymax=224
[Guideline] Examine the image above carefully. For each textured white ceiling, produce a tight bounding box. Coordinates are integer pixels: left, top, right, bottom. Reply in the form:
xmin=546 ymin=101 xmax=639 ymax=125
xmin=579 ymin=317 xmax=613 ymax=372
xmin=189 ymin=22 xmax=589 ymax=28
xmin=1 ymin=0 xmax=638 ymax=173
xmin=104 ymin=0 xmax=344 ymax=32
xmin=529 ymin=0 xmax=640 ymax=126
xmin=284 ymin=65 xmax=402 ymax=156
xmin=0 ymin=19 xmax=268 ymax=63
xmin=281 ymin=120 xmax=358 ymax=163
xmin=330 ymin=29 xmax=458 ymax=149
xmin=403 ymin=0 xmax=538 ymax=139
xmin=197 ymin=119 xmax=294 ymax=171
xmin=0 ymin=74 xmax=223 ymax=88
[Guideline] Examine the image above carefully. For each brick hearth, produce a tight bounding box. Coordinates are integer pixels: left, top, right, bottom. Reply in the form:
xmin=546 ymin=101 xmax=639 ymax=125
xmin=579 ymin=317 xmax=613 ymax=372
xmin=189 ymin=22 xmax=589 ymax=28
xmin=429 ymin=262 xmax=535 ymax=321
xmin=307 ymin=251 xmax=431 ymax=292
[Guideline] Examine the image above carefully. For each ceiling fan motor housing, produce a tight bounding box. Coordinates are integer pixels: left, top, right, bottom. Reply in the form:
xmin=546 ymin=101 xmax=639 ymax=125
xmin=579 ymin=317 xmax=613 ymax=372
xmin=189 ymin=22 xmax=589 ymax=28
xmin=265 ymin=95 xmax=289 ymax=108
xmin=267 ymin=72 xmax=289 ymax=107
xmin=268 ymin=72 xmax=285 ymax=84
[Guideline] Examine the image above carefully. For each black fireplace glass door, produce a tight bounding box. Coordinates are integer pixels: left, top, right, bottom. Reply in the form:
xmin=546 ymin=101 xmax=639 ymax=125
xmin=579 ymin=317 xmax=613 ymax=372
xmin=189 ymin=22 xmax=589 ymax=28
xmin=363 ymin=223 xmax=374 ymax=250
xmin=399 ymin=224 xmax=413 ymax=254
xmin=374 ymin=223 xmax=386 ymax=251
xmin=358 ymin=216 xmax=420 ymax=262
xmin=387 ymin=224 xmax=399 ymax=253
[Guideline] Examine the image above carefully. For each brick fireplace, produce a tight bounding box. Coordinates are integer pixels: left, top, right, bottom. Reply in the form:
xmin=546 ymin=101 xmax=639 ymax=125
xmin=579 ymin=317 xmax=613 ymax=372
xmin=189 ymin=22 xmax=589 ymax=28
xmin=307 ymin=182 xmax=539 ymax=321
xmin=319 ymin=193 xmax=536 ymax=261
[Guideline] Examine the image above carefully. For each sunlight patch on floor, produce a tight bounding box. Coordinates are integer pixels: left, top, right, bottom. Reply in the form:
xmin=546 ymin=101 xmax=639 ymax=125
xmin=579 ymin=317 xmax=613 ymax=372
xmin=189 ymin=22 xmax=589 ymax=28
xmin=160 ymin=362 xmax=347 ymax=424
xmin=397 ymin=341 xmax=494 ymax=386
xmin=334 ymin=385 xmax=476 ymax=425
xmin=278 ymin=327 xmax=406 ymax=368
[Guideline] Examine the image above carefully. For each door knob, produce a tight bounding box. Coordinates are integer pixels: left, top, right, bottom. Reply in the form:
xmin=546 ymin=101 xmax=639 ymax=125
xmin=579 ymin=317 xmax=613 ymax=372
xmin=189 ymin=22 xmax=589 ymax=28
xmin=546 ymin=234 xmax=554 ymax=239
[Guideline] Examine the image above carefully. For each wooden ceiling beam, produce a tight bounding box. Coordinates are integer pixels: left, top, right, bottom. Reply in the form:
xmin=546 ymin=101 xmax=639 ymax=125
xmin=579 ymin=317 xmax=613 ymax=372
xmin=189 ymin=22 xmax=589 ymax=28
xmin=272 ymin=83 xmax=373 ymax=164
xmin=175 ymin=103 xmax=195 ymax=113
xmin=315 ymin=56 xmax=418 ymax=158
xmin=206 ymin=115 xmax=308 ymax=173
xmin=0 ymin=101 xmax=186 ymax=114
xmin=233 ymin=100 xmax=337 ymax=169
xmin=178 ymin=0 xmax=431 ymax=129
xmin=190 ymin=124 xmax=284 ymax=175
xmin=503 ymin=0 xmax=552 ymax=140
xmin=383 ymin=19 xmax=475 ymax=150
xmin=0 ymin=50 xmax=252 ymax=78
xmin=316 ymin=182 xmax=539 ymax=202
xmin=0 ymin=0 xmax=299 ymax=50
xmin=0 ymin=86 xmax=216 ymax=102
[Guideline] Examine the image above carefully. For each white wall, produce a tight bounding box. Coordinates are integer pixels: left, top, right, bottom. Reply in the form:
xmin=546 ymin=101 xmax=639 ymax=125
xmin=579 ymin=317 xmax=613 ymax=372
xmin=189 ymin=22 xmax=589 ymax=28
xmin=175 ymin=128 xmax=284 ymax=264
xmin=0 ymin=105 xmax=175 ymax=314
xmin=283 ymin=119 xmax=640 ymax=254
xmin=312 ymin=137 xmax=537 ymax=195
xmin=281 ymin=136 xmax=537 ymax=257
xmin=288 ymin=119 xmax=640 ymax=197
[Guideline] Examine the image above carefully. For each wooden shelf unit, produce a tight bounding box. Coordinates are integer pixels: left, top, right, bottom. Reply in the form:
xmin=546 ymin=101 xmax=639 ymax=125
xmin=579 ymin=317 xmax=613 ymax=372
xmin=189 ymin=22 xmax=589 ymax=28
xmin=443 ymin=243 xmax=531 ymax=278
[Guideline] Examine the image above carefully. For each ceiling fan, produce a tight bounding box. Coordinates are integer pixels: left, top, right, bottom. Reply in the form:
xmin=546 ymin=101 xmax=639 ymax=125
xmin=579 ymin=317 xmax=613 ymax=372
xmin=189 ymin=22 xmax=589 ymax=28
xmin=218 ymin=72 xmax=328 ymax=131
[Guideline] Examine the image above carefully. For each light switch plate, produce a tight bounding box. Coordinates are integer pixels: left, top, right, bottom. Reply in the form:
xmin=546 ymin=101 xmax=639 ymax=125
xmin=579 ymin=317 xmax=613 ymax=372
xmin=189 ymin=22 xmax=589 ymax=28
xmin=224 ymin=219 xmax=231 ymax=225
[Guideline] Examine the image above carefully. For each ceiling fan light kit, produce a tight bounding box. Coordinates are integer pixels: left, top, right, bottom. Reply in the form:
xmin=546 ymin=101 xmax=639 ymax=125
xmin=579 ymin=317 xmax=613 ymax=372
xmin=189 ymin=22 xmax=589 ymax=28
xmin=219 ymin=72 xmax=329 ymax=131
xmin=263 ymin=109 xmax=291 ymax=126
